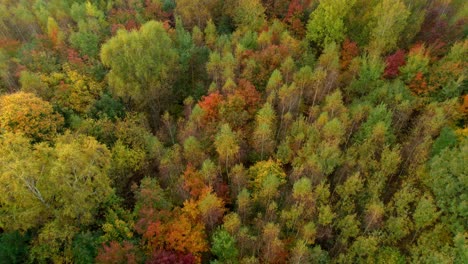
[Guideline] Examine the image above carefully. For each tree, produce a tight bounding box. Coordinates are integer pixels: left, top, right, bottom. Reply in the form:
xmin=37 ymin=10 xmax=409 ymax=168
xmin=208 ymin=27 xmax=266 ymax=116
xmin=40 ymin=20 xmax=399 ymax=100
xmin=211 ymin=228 xmax=238 ymax=263
xmin=413 ymin=194 xmax=440 ymax=231
xmin=248 ymin=159 xmax=286 ymax=206
xmin=261 ymin=222 xmax=287 ymax=263
xmin=46 ymin=16 xmax=64 ymax=48
xmin=368 ymin=0 xmax=409 ymax=55
xmin=306 ymin=0 xmax=356 ymax=48
xmin=0 ymin=231 xmax=30 ymax=264
xmin=146 ymin=250 xmax=196 ymax=264
xmin=100 ymin=21 xmax=178 ymax=126
xmin=383 ymin=49 xmax=406 ymax=79
xmin=163 ymin=214 xmax=208 ymax=261
xmin=341 ymin=38 xmax=359 ymax=70
xmin=292 ymin=177 xmax=314 ymax=207
xmin=96 ymin=241 xmax=139 ymax=264
xmin=175 ymin=0 xmax=219 ymax=29
xmin=426 ymin=139 xmax=467 ymax=233
xmin=431 ymin=127 xmax=458 ymax=157
xmin=72 ymin=232 xmax=100 ymax=264
xmin=232 ymin=0 xmax=266 ymax=32
xmin=0 ymin=133 xmax=113 ymax=262
xmin=400 ymin=0 xmax=427 ymax=47
xmin=215 ymin=124 xmax=240 ymax=172
xmin=252 ymin=102 xmax=276 ymax=159
xmin=0 ymin=92 xmax=63 ymax=141
xmin=69 ymin=1 xmax=107 ymax=58
xmin=183 ymin=136 xmax=207 ymax=168
xmin=196 ymin=187 xmax=226 ymax=230
xmin=428 ymin=40 xmax=468 ymax=101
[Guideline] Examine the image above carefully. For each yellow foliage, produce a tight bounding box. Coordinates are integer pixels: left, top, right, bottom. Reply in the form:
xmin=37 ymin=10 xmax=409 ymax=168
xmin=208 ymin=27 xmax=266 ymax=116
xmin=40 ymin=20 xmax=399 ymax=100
xmin=0 ymin=92 xmax=63 ymax=141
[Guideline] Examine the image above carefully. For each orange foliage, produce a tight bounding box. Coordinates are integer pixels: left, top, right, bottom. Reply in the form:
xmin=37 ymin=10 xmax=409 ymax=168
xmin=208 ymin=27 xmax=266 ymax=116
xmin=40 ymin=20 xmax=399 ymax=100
xmin=198 ymin=91 xmax=223 ymax=124
xmin=409 ymin=72 xmax=429 ymax=95
xmin=182 ymin=164 xmax=207 ymax=199
xmin=460 ymin=94 xmax=468 ymax=115
xmin=341 ymin=38 xmax=359 ymax=70
xmin=143 ymin=209 xmax=208 ymax=264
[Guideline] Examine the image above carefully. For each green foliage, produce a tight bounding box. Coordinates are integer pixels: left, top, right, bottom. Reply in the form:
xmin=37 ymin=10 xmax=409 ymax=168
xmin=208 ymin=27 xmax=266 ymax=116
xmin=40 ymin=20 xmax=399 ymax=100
xmin=211 ymin=228 xmax=238 ymax=263
xmin=427 ymin=139 xmax=468 ymax=233
xmin=0 ymin=231 xmax=30 ymax=264
xmin=89 ymin=93 xmax=125 ymax=121
xmin=368 ymin=0 xmax=409 ymax=55
xmin=72 ymin=232 xmax=99 ymax=264
xmin=232 ymin=0 xmax=266 ymax=32
xmin=0 ymin=1 xmax=466 ymax=263
xmin=100 ymin=21 xmax=178 ymax=123
xmin=354 ymin=104 xmax=395 ymax=144
xmin=306 ymin=0 xmax=356 ymax=47
xmin=431 ymin=127 xmax=458 ymax=157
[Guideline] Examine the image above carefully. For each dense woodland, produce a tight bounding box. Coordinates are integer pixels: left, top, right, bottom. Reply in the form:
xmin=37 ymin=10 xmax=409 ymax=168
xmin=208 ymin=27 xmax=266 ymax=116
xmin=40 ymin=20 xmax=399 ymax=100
xmin=0 ymin=0 xmax=467 ymax=263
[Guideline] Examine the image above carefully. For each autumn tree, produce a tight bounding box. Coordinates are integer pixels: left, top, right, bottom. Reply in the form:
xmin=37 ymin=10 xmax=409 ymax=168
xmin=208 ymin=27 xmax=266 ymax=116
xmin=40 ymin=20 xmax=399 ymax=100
xmin=0 ymin=92 xmax=63 ymax=141
xmin=252 ymin=102 xmax=276 ymax=159
xmin=215 ymin=124 xmax=240 ymax=172
xmin=383 ymin=49 xmax=406 ymax=79
xmin=196 ymin=187 xmax=226 ymax=231
xmin=175 ymin=0 xmax=219 ymax=29
xmin=261 ymin=222 xmax=287 ymax=263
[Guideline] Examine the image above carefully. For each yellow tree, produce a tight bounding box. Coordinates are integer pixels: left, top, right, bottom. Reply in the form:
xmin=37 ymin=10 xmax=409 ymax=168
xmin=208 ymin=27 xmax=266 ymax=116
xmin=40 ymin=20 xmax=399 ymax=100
xmin=0 ymin=92 xmax=63 ymax=141
xmin=215 ymin=124 xmax=240 ymax=172
xmin=0 ymin=133 xmax=112 ymax=262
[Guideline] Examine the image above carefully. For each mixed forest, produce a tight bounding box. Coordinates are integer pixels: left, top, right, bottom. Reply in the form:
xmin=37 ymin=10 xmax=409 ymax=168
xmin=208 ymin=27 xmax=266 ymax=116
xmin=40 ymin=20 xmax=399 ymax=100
xmin=0 ymin=0 xmax=467 ymax=263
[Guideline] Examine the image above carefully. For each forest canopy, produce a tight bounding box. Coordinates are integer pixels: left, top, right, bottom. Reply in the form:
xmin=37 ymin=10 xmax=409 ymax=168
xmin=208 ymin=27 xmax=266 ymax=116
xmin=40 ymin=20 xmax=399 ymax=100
xmin=0 ymin=0 xmax=467 ymax=263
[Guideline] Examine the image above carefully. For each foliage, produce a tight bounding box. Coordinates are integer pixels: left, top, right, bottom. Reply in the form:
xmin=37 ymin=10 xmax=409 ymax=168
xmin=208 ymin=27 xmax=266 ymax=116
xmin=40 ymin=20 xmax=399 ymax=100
xmin=100 ymin=20 xmax=178 ymax=125
xmin=0 ymin=92 xmax=64 ymax=141
xmin=0 ymin=1 xmax=466 ymax=263
xmin=306 ymin=0 xmax=356 ymax=47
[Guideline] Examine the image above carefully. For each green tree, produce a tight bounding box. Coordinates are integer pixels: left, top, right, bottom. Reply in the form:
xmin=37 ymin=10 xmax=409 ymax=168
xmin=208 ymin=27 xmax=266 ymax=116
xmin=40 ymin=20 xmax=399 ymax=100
xmin=426 ymin=139 xmax=467 ymax=233
xmin=252 ymin=102 xmax=276 ymax=159
xmin=232 ymin=0 xmax=266 ymax=32
xmin=211 ymin=228 xmax=239 ymax=263
xmin=0 ymin=231 xmax=30 ymax=264
xmin=368 ymin=0 xmax=410 ymax=55
xmin=100 ymin=21 xmax=178 ymax=126
xmin=306 ymin=0 xmax=356 ymax=48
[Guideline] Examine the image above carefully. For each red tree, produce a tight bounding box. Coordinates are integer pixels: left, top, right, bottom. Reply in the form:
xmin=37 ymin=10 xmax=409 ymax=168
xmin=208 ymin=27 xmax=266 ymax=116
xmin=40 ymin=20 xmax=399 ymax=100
xmin=384 ymin=49 xmax=406 ymax=79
